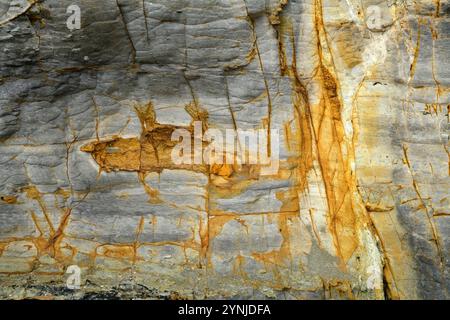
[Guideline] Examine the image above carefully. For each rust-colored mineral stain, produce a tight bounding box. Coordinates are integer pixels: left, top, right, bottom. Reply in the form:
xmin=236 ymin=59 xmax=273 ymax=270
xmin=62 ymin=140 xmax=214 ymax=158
xmin=309 ymin=0 xmax=370 ymax=263
xmin=210 ymin=163 xmax=234 ymax=178
xmin=365 ymin=203 xmax=394 ymax=213
xmin=0 ymin=3 xmax=436 ymax=301
xmin=314 ymin=64 xmax=359 ymax=262
xmin=81 ymin=137 xmax=142 ymax=172
xmin=250 ymin=192 xmax=298 ymax=281
xmin=274 ymin=5 xmax=360 ymax=265
xmin=15 ymin=186 xmax=77 ymax=263
xmin=208 ymin=214 xmax=240 ymax=248
xmin=69 ymin=0 xmax=381 ymax=292
xmin=22 ymin=186 xmax=55 ymax=234
xmin=97 ymin=244 xmax=136 ymax=260
xmin=1 ymin=195 xmax=17 ymax=204
xmin=80 ymin=101 xmax=284 ymax=271
xmin=335 ymin=23 xmax=363 ymax=69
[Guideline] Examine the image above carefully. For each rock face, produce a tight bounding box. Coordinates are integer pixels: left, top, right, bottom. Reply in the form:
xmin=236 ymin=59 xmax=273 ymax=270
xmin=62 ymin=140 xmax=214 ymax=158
xmin=0 ymin=0 xmax=448 ymax=300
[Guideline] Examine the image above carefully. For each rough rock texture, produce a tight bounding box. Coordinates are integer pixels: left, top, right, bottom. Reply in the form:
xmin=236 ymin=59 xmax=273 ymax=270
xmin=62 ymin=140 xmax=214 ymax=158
xmin=0 ymin=0 xmax=448 ymax=300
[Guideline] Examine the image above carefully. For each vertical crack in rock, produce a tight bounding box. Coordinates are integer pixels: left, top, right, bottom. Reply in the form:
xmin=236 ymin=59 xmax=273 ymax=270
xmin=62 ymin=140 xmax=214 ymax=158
xmin=243 ymin=1 xmax=273 ymax=156
xmin=402 ymin=144 xmax=445 ymax=269
xmin=115 ymin=0 xmax=137 ymax=64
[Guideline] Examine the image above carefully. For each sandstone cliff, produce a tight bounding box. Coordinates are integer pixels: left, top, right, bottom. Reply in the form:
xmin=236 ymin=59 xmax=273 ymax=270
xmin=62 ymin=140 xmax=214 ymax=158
xmin=0 ymin=0 xmax=448 ymax=299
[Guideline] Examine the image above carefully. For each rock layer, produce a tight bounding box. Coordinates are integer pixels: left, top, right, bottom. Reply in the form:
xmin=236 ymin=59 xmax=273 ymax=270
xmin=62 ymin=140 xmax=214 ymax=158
xmin=0 ymin=0 xmax=448 ymax=299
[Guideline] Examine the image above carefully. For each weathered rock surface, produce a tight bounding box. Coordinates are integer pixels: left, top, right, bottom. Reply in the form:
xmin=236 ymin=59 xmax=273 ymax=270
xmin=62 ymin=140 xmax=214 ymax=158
xmin=0 ymin=0 xmax=448 ymax=299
